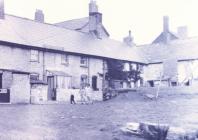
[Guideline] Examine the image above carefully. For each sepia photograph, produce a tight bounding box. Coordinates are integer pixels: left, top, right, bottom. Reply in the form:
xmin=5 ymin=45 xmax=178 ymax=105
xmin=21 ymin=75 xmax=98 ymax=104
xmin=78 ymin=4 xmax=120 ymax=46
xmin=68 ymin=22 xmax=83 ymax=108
xmin=0 ymin=0 xmax=198 ymax=139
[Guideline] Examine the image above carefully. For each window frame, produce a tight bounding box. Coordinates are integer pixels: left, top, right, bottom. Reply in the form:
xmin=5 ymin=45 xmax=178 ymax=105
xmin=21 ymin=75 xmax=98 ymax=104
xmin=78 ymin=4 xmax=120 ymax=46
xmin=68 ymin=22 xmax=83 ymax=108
xmin=30 ymin=73 xmax=39 ymax=81
xmin=80 ymin=56 xmax=88 ymax=67
xmin=61 ymin=54 xmax=69 ymax=66
xmin=30 ymin=50 xmax=39 ymax=62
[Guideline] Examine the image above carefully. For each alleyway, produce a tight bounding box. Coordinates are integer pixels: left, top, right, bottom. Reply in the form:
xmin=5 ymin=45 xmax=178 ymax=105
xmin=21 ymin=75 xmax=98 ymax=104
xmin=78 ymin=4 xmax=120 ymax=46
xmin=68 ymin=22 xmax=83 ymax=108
xmin=0 ymin=92 xmax=198 ymax=140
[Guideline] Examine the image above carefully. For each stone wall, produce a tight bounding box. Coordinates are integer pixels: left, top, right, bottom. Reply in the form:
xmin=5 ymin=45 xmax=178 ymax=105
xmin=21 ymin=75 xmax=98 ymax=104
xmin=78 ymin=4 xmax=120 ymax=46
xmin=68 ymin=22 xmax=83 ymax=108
xmin=56 ymin=88 xmax=103 ymax=102
xmin=139 ymin=85 xmax=198 ymax=96
xmin=31 ymin=51 xmax=104 ymax=90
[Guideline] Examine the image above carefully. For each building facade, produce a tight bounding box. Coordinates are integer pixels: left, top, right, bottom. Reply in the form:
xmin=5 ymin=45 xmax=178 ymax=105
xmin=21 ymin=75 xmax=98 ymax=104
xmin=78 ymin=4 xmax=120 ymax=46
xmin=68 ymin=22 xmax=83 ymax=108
xmin=1 ymin=0 xmax=197 ymax=104
xmin=0 ymin=0 xmax=145 ymax=104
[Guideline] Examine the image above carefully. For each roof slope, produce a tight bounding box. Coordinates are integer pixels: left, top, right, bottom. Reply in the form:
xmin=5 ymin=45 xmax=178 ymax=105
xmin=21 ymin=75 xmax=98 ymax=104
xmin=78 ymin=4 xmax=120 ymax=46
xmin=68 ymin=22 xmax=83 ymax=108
xmin=139 ymin=37 xmax=198 ymax=63
xmin=0 ymin=14 xmax=146 ymax=63
xmin=55 ymin=17 xmax=110 ymax=38
xmin=152 ymin=32 xmax=178 ymax=44
xmin=55 ymin=17 xmax=89 ymax=31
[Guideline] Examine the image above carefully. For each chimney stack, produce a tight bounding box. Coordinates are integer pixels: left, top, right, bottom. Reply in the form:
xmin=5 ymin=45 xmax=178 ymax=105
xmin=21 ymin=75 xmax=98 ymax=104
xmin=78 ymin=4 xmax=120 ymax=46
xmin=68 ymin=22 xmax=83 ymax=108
xmin=89 ymin=0 xmax=102 ymax=34
xmin=0 ymin=0 xmax=4 ymax=19
xmin=163 ymin=16 xmax=169 ymax=33
xmin=35 ymin=9 xmax=44 ymax=23
xmin=123 ymin=30 xmax=134 ymax=47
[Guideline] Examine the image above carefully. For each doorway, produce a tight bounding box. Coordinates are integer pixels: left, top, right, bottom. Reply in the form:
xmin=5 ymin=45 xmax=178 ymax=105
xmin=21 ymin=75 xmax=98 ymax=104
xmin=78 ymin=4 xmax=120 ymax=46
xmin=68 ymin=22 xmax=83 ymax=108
xmin=0 ymin=74 xmax=9 ymax=103
xmin=0 ymin=74 xmax=2 ymax=89
xmin=47 ymin=76 xmax=56 ymax=100
xmin=92 ymin=76 xmax=98 ymax=91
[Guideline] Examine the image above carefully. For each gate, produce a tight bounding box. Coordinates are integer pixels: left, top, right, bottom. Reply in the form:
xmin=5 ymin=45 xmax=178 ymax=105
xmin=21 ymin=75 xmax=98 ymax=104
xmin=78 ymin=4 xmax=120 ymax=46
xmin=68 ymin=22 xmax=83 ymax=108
xmin=0 ymin=89 xmax=10 ymax=103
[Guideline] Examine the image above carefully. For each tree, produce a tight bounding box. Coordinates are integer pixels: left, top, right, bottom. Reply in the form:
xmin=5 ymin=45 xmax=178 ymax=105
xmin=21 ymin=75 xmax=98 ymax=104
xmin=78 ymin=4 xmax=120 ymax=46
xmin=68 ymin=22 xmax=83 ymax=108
xmin=106 ymin=59 xmax=142 ymax=84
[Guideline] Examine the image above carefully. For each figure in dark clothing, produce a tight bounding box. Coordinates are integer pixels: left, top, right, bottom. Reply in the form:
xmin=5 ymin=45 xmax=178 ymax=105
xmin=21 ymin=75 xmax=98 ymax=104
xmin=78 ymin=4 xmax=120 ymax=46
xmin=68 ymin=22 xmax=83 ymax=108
xmin=70 ymin=94 xmax=76 ymax=104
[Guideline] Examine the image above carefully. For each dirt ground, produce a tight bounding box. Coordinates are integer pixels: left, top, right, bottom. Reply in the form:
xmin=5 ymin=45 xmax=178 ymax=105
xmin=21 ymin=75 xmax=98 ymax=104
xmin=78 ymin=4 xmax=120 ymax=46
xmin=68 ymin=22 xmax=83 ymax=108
xmin=0 ymin=92 xmax=198 ymax=140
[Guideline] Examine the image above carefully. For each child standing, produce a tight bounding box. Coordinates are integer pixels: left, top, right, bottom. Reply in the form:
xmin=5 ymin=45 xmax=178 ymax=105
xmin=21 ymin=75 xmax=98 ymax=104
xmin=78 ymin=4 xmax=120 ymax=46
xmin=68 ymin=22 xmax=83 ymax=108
xmin=70 ymin=94 xmax=76 ymax=104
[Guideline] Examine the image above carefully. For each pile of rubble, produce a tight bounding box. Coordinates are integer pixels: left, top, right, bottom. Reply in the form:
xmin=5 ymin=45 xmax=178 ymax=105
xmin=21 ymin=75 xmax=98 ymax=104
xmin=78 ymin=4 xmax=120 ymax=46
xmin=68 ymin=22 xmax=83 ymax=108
xmin=121 ymin=122 xmax=198 ymax=140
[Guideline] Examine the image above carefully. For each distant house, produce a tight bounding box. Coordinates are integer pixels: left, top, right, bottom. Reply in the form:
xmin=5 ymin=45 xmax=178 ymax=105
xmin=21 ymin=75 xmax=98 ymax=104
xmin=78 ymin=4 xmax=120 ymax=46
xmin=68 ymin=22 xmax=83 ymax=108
xmin=152 ymin=16 xmax=179 ymax=44
xmin=141 ymin=16 xmax=198 ymax=87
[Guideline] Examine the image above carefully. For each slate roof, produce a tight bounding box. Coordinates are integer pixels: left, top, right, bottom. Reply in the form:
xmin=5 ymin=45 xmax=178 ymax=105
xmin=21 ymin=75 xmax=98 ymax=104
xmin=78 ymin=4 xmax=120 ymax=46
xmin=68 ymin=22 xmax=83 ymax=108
xmin=139 ymin=37 xmax=198 ymax=63
xmin=55 ymin=17 xmax=110 ymax=38
xmin=152 ymin=32 xmax=178 ymax=44
xmin=55 ymin=17 xmax=89 ymax=31
xmin=0 ymin=14 xmax=146 ymax=63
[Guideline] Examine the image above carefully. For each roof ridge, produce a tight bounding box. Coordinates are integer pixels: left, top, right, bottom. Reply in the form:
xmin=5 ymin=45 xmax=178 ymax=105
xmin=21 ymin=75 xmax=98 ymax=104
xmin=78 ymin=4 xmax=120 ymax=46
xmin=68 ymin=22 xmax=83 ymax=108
xmin=55 ymin=17 xmax=89 ymax=24
xmin=5 ymin=14 xmax=92 ymax=35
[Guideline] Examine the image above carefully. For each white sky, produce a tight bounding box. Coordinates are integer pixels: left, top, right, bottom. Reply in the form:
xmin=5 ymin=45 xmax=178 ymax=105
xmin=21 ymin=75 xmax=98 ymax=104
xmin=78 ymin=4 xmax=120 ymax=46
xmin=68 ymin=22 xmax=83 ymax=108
xmin=4 ymin=0 xmax=198 ymax=45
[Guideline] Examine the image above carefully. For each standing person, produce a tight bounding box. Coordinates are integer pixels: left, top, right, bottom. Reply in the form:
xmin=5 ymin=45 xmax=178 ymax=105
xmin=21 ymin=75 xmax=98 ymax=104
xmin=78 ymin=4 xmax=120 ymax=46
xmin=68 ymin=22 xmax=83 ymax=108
xmin=79 ymin=86 xmax=86 ymax=104
xmin=70 ymin=94 xmax=76 ymax=104
xmin=85 ymin=84 xmax=93 ymax=104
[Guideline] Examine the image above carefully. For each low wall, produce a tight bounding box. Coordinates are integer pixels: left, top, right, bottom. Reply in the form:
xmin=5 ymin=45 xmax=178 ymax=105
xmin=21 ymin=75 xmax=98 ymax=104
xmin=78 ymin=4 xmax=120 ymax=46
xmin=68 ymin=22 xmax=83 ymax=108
xmin=138 ymin=85 xmax=198 ymax=97
xmin=56 ymin=88 xmax=103 ymax=102
xmin=30 ymin=84 xmax=48 ymax=104
xmin=30 ymin=86 xmax=103 ymax=104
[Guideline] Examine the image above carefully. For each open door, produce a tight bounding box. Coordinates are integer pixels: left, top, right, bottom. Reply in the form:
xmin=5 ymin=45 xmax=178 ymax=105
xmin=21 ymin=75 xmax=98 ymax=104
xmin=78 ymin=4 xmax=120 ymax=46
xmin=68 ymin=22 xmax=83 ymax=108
xmin=47 ymin=76 xmax=56 ymax=101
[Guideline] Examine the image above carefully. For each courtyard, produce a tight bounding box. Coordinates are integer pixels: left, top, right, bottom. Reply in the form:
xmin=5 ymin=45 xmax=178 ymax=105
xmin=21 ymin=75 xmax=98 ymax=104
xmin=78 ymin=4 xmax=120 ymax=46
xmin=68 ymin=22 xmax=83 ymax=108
xmin=0 ymin=91 xmax=198 ymax=140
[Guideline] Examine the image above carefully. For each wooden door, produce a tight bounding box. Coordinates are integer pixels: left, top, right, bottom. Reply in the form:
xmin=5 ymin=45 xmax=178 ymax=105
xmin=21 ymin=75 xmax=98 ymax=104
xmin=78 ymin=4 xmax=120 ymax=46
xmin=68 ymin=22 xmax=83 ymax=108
xmin=92 ymin=76 xmax=98 ymax=91
xmin=47 ymin=76 xmax=56 ymax=100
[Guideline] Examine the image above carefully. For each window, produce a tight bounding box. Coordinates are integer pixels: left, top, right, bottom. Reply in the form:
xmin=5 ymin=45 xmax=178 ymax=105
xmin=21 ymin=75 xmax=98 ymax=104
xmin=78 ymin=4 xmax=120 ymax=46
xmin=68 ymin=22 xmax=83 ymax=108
xmin=80 ymin=57 xmax=88 ymax=67
xmin=30 ymin=50 xmax=39 ymax=62
xmin=61 ymin=54 xmax=69 ymax=65
xmin=30 ymin=73 xmax=39 ymax=81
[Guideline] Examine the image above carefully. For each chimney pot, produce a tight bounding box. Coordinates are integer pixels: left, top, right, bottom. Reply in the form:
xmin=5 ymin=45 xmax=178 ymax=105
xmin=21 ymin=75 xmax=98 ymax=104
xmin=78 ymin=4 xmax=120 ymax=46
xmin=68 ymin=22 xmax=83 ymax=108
xmin=123 ymin=30 xmax=134 ymax=47
xmin=35 ymin=9 xmax=44 ymax=23
xmin=129 ymin=30 xmax=131 ymax=37
xmin=89 ymin=0 xmax=98 ymax=13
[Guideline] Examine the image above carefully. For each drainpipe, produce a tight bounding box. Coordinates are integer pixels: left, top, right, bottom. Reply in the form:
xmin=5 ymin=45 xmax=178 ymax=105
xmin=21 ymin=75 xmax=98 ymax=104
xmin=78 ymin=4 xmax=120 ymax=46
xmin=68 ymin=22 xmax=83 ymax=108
xmin=88 ymin=58 xmax=90 ymax=85
xmin=42 ymin=51 xmax=46 ymax=82
xmin=102 ymin=59 xmax=106 ymax=91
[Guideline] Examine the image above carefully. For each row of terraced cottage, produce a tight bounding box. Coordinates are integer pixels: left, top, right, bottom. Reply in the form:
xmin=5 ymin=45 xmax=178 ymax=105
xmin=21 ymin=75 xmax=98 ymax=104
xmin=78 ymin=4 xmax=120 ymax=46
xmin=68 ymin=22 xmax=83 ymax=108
xmin=0 ymin=0 xmax=198 ymax=104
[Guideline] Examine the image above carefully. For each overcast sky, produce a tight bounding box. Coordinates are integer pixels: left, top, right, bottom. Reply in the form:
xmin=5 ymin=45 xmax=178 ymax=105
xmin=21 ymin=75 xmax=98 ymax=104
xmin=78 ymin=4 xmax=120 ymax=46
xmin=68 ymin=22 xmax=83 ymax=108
xmin=4 ymin=0 xmax=198 ymax=45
